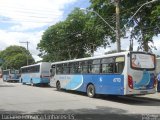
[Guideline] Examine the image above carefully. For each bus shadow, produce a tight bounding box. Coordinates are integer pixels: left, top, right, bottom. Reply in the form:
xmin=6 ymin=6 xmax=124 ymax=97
xmin=57 ymin=90 xmax=160 ymax=106
xmin=99 ymin=95 xmax=160 ymax=106
xmin=35 ymin=84 xmax=51 ymax=88
xmin=21 ymin=83 xmax=51 ymax=88
xmin=5 ymin=81 xmax=20 ymax=83
xmin=31 ymin=84 xmax=52 ymax=88
xmin=57 ymin=89 xmax=87 ymax=97
xmin=0 ymin=85 xmax=15 ymax=87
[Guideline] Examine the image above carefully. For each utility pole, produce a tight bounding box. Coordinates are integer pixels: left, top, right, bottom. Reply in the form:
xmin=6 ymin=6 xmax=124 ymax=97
xmin=19 ymin=41 xmax=30 ymax=65
xmin=115 ymin=0 xmax=121 ymax=52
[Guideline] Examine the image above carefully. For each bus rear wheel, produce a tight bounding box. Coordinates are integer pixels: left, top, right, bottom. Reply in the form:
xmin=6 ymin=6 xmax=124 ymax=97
xmin=56 ymin=81 xmax=61 ymax=91
xmin=30 ymin=79 xmax=34 ymax=86
xmin=87 ymin=84 xmax=95 ymax=98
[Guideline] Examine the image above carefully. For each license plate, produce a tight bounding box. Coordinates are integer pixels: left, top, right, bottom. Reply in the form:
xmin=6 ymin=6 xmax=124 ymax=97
xmin=140 ymin=91 xmax=148 ymax=94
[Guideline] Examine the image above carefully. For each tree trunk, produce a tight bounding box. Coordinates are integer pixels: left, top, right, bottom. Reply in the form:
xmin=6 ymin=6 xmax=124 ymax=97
xmin=143 ymin=40 xmax=149 ymax=52
xmin=142 ymin=32 xmax=149 ymax=52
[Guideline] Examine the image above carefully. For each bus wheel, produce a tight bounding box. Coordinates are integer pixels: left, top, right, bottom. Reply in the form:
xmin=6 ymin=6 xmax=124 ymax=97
xmin=30 ymin=79 xmax=34 ymax=86
xmin=56 ymin=81 xmax=61 ymax=91
xmin=87 ymin=84 xmax=95 ymax=98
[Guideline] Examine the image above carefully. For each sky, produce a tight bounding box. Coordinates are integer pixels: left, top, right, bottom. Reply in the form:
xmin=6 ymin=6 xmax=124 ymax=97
xmin=0 ymin=0 xmax=160 ymax=62
xmin=0 ymin=0 xmax=90 ymax=61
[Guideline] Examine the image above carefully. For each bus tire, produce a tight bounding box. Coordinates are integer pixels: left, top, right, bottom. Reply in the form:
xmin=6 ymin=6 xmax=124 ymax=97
xmin=30 ymin=79 xmax=34 ymax=86
xmin=21 ymin=79 xmax=25 ymax=85
xmin=56 ymin=81 xmax=61 ymax=91
xmin=87 ymin=84 xmax=96 ymax=98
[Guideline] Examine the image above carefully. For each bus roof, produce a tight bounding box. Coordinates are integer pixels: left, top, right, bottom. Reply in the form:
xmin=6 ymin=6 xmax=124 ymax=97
xmin=20 ymin=62 xmax=51 ymax=69
xmin=2 ymin=69 xmax=11 ymax=71
xmin=51 ymin=51 xmax=155 ymax=65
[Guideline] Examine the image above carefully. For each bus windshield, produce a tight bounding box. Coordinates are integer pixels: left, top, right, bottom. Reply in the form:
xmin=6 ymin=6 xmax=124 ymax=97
xmin=10 ymin=70 xmax=15 ymax=74
xmin=131 ymin=52 xmax=155 ymax=70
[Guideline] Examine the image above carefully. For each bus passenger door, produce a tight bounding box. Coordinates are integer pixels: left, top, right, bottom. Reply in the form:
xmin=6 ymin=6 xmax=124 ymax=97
xmin=50 ymin=66 xmax=56 ymax=87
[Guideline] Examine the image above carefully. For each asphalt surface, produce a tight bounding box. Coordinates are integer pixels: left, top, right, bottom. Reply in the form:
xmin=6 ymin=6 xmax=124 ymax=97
xmin=0 ymin=79 xmax=160 ymax=120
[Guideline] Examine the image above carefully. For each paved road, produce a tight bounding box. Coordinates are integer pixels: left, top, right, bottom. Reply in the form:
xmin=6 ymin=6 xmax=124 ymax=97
xmin=0 ymin=79 xmax=160 ymax=120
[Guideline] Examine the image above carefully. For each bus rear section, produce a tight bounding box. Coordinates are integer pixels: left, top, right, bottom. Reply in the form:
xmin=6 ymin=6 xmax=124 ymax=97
xmin=20 ymin=62 xmax=51 ymax=85
xmin=126 ymin=52 xmax=156 ymax=95
xmin=3 ymin=69 xmax=20 ymax=82
xmin=2 ymin=70 xmax=10 ymax=81
xmin=39 ymin=62 xmax=51 ymax=84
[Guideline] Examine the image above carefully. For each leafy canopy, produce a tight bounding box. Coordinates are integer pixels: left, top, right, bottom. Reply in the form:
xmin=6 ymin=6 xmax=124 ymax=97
xmin=38 ymin=8 xmax=109 ymax=61
xmin=0 ymin=45 xmax=35 ymax=69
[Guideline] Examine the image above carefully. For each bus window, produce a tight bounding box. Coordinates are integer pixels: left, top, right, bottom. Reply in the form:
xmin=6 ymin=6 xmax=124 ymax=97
xmin=50 ymin=65 xmax=56 ymax=76
xmin=131 ymin=53 xmax=155 ymax=70
xmin=102 ymin=63 xmax=114 ymax=73
xmin=69 ymin=62 xmax=76 ymax=74
xmin=81 ymin=61 xmax=88 ymax=73
xmin=63 ymin=63 xmax=70 ymax=74
xmin=77 ymin=62 xmax=82 ymax=73
xmin=34 ymin=65 xmax=40 ymax=73
xmin=69 ymin=62 xmax=81 ymax=74
xmin=3 ymin=70 xmax=9 ymax=75
xmin=10 ymin=70 xmax=15 ymax=74
xmin=91 ymin=59 xmax=100 ymax=74
xmin=56 ymin=64 xmax=63 ymax=74
xmin=101 ymin=57 xmax=114 ymax=73
xmin=15 ymin=70 xmax=19 ymax=74
xmin=74 ymin=62 xmax=81 ymax=74
xmin=115 ymin=56 xmax=125 ymax=74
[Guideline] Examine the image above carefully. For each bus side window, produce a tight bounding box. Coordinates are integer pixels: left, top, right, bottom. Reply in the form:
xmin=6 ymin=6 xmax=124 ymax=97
xmin=56 ymin=64 xmax=63 ymax=74
xmin=115 ymin=56 xmax=125 ymax=74
xmin=74 ymin=62 xmax=80 ymax=74
xmin=88 ymin=60 xmax=92 ymax=73
xmin=63 ymin=63 xmax=69 ymax=74
xmin=102 ymin=63 xmax=114 ymax=73
xmin=35 ymin=65 xmax=40 ymax=73
xmin=50 ymin=66 xmax=55 ymax=76
xmin=77 ymin=62 xmax=82 ymax=73
xmin=91 ymin=59 xmax=101 ymax=74
xmin=101 ymin=57 xmax=114 ymax=74
xmin=81 ymin=61 xmax=88 ymax=73
xmin=115 ymin=62 xmax=124 ymax=74
xmin=69 ymin=62 xmax=76 ymax=74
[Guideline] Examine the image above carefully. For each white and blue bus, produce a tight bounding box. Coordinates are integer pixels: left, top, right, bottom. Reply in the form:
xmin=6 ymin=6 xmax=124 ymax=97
xmin=2 ymin=69 xmax=20 ymax=82
xmin=50 ymin=51 xmax=157 ymax=97
xmin=20 ymin=62 xmax=51 ymax=85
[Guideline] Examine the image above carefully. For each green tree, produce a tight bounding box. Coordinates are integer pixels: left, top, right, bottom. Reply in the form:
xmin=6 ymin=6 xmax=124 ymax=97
xmin=0 ymin=45 xmax=35 ymax=69
xmin=89 ymin=0 xmax=160 ymax=52
xmin=37 ymin=8 xmax=107 ymax=61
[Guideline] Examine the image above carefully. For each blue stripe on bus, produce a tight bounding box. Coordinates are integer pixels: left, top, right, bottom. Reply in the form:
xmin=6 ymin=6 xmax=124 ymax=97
xmin=134 ymin=71 xmax=154 ymax=89
xmin=3 ymin=75 xmax=20 ymax=81
xmin=62 ymin=74 xmax=124 ymax=95
xmin=64 ymin=75 xmax=83 ymax=90
xmin=22 ymin=75 xmax=49 ymax=84
xmin=146 ymin=73 xmax=154 ymax=89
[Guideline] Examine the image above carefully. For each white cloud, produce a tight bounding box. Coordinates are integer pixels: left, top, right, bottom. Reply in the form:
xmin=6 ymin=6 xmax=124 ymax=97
xmin=0 ymin=30 xmax=44 ymax=61
xmin=94 ymin=36 xmax=160 ymax=56
xmin=152 ymin=36 xmax=160 ymax=56
xmin=0 ymin=0 xmax=78 ymax=61
xmin=0 ymin=0 xmax=77 ymax=31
